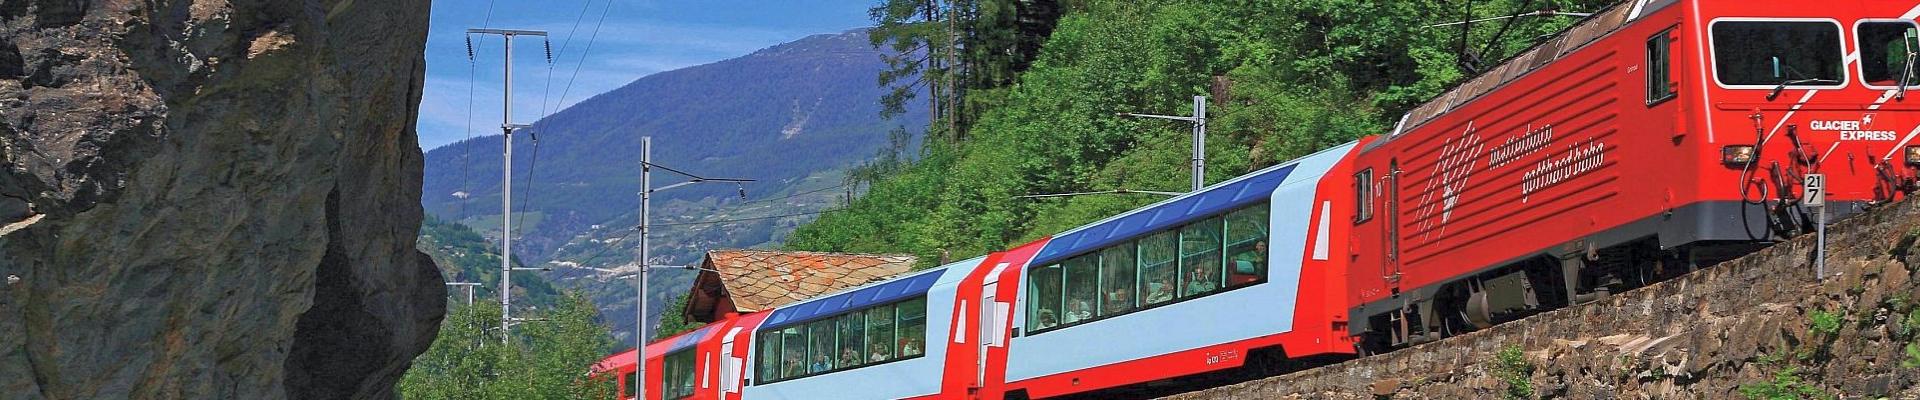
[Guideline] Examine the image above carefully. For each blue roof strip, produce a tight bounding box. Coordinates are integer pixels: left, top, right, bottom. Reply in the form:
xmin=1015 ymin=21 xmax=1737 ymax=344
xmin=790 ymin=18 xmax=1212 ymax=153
xmin=759 ymin=268 xmax=948 ymax=331
xmin=1030 ymin=164 xmax=1296 ymax=267
xmin=663 ymin=324 xmax=718 ymax=354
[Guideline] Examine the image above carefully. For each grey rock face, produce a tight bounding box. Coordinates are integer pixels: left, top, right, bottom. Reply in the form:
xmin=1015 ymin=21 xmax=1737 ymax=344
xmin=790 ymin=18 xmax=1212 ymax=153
xmin=0 ymin=0 xmax=444 ymax=399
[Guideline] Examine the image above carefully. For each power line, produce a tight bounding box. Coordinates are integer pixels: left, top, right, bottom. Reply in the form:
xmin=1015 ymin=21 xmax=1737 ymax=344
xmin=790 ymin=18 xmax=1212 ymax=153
xmin=651 ymin=210 xmax=829 ymax=227
xmin=738 ymin=183 xmax=852 ymax=205
xmin=457 ymin=0 xmax=499 ymax=221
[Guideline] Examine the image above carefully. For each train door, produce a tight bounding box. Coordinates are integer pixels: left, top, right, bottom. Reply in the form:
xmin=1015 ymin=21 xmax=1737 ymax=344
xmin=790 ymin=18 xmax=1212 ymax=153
xmin=975 ymin=262 xmax=1010 ymax=389
xmin=719 ymin=328 xmax=743 ymax=398
xmin=1385 ymin=159 xmax=1403 ymax=290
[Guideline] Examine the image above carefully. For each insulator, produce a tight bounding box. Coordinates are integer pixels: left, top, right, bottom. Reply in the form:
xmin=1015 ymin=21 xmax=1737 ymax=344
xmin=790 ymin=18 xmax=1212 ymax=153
xmin=465 ymin=35 xmax=474 ymax=61
xmin=543 ymin=38 xmax=553 ymax=64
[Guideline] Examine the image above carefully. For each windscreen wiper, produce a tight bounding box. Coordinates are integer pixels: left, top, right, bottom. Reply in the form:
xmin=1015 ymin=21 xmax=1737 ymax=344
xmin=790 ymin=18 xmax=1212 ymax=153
xmin=1767 ymin=78 xmax=1838 ymax=101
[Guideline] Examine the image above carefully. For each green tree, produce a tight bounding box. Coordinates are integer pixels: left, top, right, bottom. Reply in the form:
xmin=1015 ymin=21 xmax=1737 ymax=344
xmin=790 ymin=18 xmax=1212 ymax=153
xmin=400 ymin=295 xmax=615 ymax=400
xmin=654 ymin=293 xmax=703 ymax=339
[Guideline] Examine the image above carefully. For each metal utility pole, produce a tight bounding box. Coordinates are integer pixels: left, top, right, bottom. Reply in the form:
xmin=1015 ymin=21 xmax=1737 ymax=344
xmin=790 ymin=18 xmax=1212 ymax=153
xmin=468 ymin=27 xmax=547 ymax=343
xmin=445 ymin=282 xmax=481 ymax=306
xmin=1118 ymin=95 xmax=1208 ymax=191
xmin=635 ymin=136 xmax=754 ymax=400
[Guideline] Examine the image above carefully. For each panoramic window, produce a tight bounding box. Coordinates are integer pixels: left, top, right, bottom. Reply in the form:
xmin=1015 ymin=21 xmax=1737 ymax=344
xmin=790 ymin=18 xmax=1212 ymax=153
xmin=1711 ymin=20 xmax=1843 ymax=86
xmin=660 ymin=350 xmax=696 ymax=400
xmin=1224 ymin=206 xmax=1268 ymax=287
xmin=1858 ymin=21 xmax=1920 ymax=87
xmin=754 ymin=297 xmax=928 ymax=384
xmin=1025 ymin=202 xmax=1271 ymax=335
xmin=624 ymin=372 xmax=638 ymax=399
xmin=1098 ymin=246 xmax=1137 ymax=316
xmin=1647 ymin=29 xmax=1676 ymax=104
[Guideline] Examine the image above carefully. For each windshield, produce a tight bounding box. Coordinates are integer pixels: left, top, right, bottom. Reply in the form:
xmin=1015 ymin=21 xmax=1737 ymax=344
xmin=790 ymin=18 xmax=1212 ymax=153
xmin=1712 ymin=21 xmax=1844 ymax=86
xmin=1858 ymin=21 xmax=1920 ymax=87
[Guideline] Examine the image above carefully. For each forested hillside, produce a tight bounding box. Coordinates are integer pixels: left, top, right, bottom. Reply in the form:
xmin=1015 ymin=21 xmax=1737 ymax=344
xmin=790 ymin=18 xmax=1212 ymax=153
xmin=788 ymin=0 xmax=1615 ymax=263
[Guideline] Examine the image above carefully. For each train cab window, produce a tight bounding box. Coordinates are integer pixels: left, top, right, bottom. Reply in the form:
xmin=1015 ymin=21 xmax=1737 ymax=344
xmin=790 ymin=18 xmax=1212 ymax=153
xmin=837 ymin=312 xmax=866 ymax=368
xmin=866 ymin=305 xmax=896 ymax=362
xmin=1647 ymin=29 xmax=1676 ymax=104
xmin=1137 ymin=230 xmax=1179 ymax=306
xmin=1710 ymin=20 xmax=1843 ymax=87
xmin=1179 ymin=217 xmax=1224 ymax=298
xmin=1224 ymin=206 xmax=1268 ymax=287
xmin=1857 ymin=21 xmax=1920 ymax=87
xmin=1353 ymin=169 xmax=1373 ymax=223
xmin=1026 ymin=263 xmax=1063 ymax=330
xmin=1061 ymin=255 xmax=1098 ymax=324
xmin=1097 ymin=246 xmax=1137 ymax=316
xmin=661 ymin=350 xmax=696 ymax=400
xmin=896 ymin=297 xmax=928 ymax=357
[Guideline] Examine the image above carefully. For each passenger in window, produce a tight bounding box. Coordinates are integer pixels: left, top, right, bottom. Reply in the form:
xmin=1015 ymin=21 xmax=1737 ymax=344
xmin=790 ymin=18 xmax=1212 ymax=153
xmin=1186 ymin=262 xmax=1219 ymax=295
xmin=1064 ymin=299 xmax=1092 ymax=323
xmin=1035 ymin=309 xmax=1058 ymax=329
xmin=838 ymin=348 xmax=860 ymax=367
xmin=810 ymin=354 xmax=831 ymax=373
xmin=1230 ymin=241 xmax=1266 ymax=286
xmin=1103 ymin=287 xmax=1132 ymax=314
xmin=1145 ymin=277 xmax=1175 ymax=304
xmin=784 ymin=354 xmax=805 ymax=377
xmin=899 ymin=338 xmax=924 ymax=357
xmin=870 ymin=343 xmax=891 ymax=362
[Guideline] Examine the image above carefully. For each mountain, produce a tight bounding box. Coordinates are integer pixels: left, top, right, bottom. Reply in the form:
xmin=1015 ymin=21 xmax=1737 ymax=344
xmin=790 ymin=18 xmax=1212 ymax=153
xmin=420 ymin=29 xmax=925 ymax=344
xmin=424 ymin=28 xmax=923 ymax=261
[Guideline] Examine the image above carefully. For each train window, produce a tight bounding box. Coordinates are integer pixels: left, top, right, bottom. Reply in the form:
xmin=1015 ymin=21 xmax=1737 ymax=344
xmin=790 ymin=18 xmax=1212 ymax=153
xmin=662 ymin=350 xmax=697 ymax=400
xmin=1857 ymin=21 xmax=1920 ymax=87
xmin=866 ymin=305 xmax=896 ymax=363
xmin=1137 ymin=230 xmax=1179 ymax=306
xmin=837 ymin=312 xmax=865 ymax=368
xmin=807 ymin=320 xmax=836 ymax=373
xmin=1097 ymin=246 xmax=1137 ymax=316
xmin=1179 ymin=217 xmax=1224 ymax=298
xmin=1647 ymin=29 xmax=1676 ymax=104
xmin=1061 ymin=255 xmax=1099 ymax=324
xmin=757 ymin=332 xmax=781 ymax=382
xmin=896 ymin=298 xmax=927 ymax=357
xmin=1026 ymin=263 xmax=1063 ymax=330
xmin=1224 ymin=206 xmax=1268 ymax=287
xmin=1710 ymin=20 xmax=1843 ymax=87
xmin=1353 ymin=169 xmax=1373 ymax=223
xmin=779 ymin=327 xmax=805 ymax=378
xmin=624 ymin=372 xmax=638 ymax=399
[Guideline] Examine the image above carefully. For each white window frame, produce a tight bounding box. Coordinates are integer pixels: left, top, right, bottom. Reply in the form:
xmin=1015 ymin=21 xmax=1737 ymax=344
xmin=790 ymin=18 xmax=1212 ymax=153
xmin=1853 ymin=18 xmax=1920 ymax=90
xmin=1706 ymin=17 xmax=1850 ymax=90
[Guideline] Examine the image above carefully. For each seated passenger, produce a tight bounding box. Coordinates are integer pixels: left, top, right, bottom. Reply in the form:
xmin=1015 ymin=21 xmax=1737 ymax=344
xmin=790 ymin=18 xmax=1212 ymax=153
xmin=1186 ymin=263 xmax=1218 ymax=295
xmin=809 ymin=354 xmax=831 ymax=373
xmin=839 ymin=348 xmax=859 ymax=367
xmin=899 ymin=338 xmax=924 ymax=357
xmin=1103 ymin=287 xmax=1132 ymax=314
xmin=1063 ymin=300 xmax=1092 ymax=323
xmin=1144 ymin=278 xmax=1174 ymax=304
xmin=784 ymin=355 xmax=804 ymax=376
xmin=870 ymin=343 xmax=891 ymax=362
xmin=1035 ymin=309 xmax=1058 ymax=329
xmin=1229 ymin=241 xmax=1266 ymax=285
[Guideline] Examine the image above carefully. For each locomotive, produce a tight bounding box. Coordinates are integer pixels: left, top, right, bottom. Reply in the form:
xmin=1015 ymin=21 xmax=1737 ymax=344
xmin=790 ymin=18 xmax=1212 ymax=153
xmin=598 ymin=0 xmax=1920 ymax=398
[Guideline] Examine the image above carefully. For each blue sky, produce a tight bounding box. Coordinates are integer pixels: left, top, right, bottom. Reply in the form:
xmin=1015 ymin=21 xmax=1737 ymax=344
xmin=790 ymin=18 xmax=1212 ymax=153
xmin=418 ymin=0 xmax=875 ymax=150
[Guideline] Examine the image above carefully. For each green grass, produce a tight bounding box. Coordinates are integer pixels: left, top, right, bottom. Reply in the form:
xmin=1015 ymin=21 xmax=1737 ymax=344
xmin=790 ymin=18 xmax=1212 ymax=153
xmin=1808 ymin=310 xmax=1841 ymax=336
xmin=1495 ymin=345 xmax=1534 ymax=399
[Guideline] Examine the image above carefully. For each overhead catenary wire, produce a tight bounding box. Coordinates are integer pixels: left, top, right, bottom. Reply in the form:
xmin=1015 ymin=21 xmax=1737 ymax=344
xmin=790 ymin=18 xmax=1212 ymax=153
xmin=457 ymin=0 xmax=499 ymax=221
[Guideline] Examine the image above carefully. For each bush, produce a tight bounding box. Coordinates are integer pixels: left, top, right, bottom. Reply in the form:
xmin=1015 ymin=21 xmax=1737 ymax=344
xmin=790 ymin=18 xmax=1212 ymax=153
xmin=1494 ymin=345 xmax=1534 ymax=399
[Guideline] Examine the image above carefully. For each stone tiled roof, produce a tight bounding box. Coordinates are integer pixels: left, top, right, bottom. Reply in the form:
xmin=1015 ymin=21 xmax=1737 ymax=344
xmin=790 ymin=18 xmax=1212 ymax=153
xmin=703 ymin=249 xmax=917 ymax=313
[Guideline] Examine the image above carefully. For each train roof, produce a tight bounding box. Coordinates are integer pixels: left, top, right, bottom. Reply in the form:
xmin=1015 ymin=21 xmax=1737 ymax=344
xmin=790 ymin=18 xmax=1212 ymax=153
xmin=1029 ymin=141 xmax=1359 ymax=267
xmin=756 ymin=255 xmax=988 ymax=332
xmin=1369 ymin=0 xmax=1675 ymax=152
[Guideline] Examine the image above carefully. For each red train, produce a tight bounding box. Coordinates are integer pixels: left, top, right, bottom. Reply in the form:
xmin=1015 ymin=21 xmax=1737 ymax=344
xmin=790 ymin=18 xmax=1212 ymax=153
xmin=598 ymin=1 xmax=1920 ymax=398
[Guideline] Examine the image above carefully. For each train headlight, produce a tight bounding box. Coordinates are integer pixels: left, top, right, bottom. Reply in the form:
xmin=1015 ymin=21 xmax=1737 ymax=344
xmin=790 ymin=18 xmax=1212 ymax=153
xmin=1722 ymin=145 xmax=1756 ymax=166
xmin=1905 ymin=145 xmax=1920 ymax=167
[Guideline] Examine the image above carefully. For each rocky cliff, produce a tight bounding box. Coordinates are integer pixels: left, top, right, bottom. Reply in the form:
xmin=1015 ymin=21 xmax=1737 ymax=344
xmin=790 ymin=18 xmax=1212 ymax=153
xmin=1163 ymin=198 xmax=1920 ymax=399
xmin=0 ymin=1 xmax=443 ymax=399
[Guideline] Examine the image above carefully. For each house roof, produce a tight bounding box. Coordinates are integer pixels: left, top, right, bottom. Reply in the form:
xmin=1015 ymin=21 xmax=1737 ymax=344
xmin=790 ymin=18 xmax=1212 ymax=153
xmin=686 ymin=250 xmax=917 ymax=321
